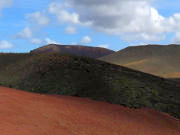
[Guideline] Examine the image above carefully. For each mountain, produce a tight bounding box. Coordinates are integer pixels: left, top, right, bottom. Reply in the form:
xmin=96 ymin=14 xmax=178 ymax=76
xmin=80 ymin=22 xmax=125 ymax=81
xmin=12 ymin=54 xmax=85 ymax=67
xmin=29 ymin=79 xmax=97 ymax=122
xmin=30 ymin=44 xmax=115 ymax=58
xmin=99 ymin=44 xmax=180 ymax=78
xmin=0 ymin=53 xmax=180 ymax=118
xmin=0 ymin=87 xmax=179 ymax=135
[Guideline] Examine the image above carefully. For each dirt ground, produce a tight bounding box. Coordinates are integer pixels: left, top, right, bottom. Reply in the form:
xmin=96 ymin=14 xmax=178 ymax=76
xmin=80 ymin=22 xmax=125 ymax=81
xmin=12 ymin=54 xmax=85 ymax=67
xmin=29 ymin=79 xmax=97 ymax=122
xmin=0 ymin=87 xmax=179 ymax=135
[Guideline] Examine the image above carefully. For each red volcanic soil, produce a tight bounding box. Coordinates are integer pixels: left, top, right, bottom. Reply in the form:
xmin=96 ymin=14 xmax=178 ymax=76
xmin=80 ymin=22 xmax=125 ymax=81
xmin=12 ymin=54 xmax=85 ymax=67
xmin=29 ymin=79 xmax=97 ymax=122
xmin=0 ymin=87 xmax=179 ymax=135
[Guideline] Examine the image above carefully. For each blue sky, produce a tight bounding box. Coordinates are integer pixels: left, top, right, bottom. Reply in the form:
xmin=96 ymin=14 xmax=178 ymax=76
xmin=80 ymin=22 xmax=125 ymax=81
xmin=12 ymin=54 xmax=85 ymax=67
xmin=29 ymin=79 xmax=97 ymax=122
xmin=0 ymin=0 xmax=180 ymax=52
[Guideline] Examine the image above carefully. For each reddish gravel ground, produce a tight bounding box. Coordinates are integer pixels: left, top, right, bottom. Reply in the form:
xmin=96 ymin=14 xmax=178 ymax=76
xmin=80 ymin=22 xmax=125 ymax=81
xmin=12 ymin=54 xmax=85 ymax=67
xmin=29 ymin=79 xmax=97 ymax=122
xmin=0 ymin=87 xmax=179 ymax=135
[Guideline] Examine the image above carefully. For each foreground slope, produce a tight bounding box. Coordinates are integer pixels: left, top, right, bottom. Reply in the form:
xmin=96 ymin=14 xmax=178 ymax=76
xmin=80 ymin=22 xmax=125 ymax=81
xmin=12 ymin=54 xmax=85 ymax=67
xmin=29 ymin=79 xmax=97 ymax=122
xmin=0 ymin=53 xmax=179 ymax=118
xmin=100 ymin=44 xmax=180 ymax=78
xmin=0 ymin=87 xmax=179 ymax=135
xmin=30 ymin=44 xmax=115 ymax=58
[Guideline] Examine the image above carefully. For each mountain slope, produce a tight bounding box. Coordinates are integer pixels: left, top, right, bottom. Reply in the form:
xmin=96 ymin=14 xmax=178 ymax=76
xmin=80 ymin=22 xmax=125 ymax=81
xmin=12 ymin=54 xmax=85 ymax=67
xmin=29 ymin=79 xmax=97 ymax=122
xmin=0 ymin=87 xmax=179 ymax=135
xmin=99 ymin=44 xmax=180 ymax=78
xmin=30 ymin=44 xmax=115 ymax=58
xmin=0 ymin=53 xmax=179 ymax=118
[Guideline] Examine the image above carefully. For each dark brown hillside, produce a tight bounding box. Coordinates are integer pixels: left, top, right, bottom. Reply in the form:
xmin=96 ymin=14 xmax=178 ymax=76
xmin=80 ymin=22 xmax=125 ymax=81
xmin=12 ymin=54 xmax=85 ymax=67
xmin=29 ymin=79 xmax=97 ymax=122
xmin=100 ymin=44 xmax=180 ymax=78
xmin=30 ymin=44 xmax=115 ymax=58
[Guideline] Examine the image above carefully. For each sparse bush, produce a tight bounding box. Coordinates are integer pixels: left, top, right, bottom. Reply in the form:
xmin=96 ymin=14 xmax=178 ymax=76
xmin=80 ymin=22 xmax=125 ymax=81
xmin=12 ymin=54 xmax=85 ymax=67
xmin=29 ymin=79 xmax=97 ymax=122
xmin=0 ymin=53 xmax=179 ymax=118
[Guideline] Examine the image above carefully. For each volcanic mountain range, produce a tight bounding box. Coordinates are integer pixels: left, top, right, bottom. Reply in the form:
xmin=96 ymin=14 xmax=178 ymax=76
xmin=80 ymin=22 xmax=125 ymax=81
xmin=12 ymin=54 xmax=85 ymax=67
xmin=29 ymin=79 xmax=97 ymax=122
xmin=0 ymin=48 xmax=180 ymax=118
xmin=31 ymin=44 xmax=180 ymax=78
xmin=0 ymin=44 xmax=179 ymax=134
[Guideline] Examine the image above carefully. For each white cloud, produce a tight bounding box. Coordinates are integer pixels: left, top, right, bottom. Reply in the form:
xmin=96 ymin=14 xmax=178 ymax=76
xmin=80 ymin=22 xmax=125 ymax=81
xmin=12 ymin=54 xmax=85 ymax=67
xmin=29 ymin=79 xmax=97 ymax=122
xmin=16 ymin=27 xmax=32 ymax=39
xmin=164 ymin=13 xmax=180 ymax=33
xmin=45 ymin=38 xmax=58 ymax=44
xmin=0 ymin=0 xmax=12 ymax=15
xmin=0 ymin=40 xmax=13 ymax=49
xmin=14 ymin=0 xmax=180 ymax=44
xmin=15 ymin=27 xmax=43 ymax=45
xmin=26 ymin=12 xmax=49 ymax=26
xmin=129 ymin=42 xmax=147 ymax=46
xmin=81 ymin=36 xmax=92 ymax=44
xmin=65 ymin=26 xmax=77 ymax=34
xmin=172 ymin=32 xmax=180 ymax=44
xmin=98 ymin=44 xmax=109 ymax=49
xmin=65 ymin=0 xmax=165 ymax=41
xmin=30 ymin=38 xmax=42 ymax=44
xmin=121 ymin=33 xmax=165 ymax=42
xmin=70 ymin=42 xmax=77 ymax=45
xmin=49 ymin=2 xmax=80 ymax=24
xmin=16 ymin=28 xmax=61 ymax=45
xmin=48 ymin=2 xmax=91 ymax=26
xmin=46 ymin=0 xmax=179 ymax=42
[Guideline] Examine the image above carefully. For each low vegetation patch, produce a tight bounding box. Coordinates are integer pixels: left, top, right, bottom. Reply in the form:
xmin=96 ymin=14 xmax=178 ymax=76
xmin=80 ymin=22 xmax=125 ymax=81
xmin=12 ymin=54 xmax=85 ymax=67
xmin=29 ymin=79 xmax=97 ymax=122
xmin=0 ymin=53 xmax=179 ymax=118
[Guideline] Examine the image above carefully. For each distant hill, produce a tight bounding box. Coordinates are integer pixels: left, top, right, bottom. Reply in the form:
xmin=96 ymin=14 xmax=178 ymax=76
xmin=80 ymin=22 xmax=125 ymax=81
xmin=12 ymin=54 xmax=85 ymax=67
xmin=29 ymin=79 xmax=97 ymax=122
xmin=0 ymin=87 xmax=179 ymax=135
xmin=30 ymin=44 xmax=115 ymax=58
xmin=0 ymin=53 xmax=180 ymax=118
xmin=100 ymin=44 xmax=180 ymax=78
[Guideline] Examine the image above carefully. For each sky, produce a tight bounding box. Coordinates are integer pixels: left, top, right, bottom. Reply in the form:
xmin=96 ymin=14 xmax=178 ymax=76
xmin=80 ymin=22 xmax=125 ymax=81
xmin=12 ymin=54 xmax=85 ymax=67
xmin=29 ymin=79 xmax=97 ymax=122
xmin=0 ymin=0 xmax=180 ymax=52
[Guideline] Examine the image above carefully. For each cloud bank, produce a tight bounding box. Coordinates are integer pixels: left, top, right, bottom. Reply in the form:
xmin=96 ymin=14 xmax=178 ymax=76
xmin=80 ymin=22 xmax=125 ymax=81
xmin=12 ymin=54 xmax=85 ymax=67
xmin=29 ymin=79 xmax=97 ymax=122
xmin=0 ymin=40 xmax=13 ymax=49
xmin=48 ymin=0 xmax=180 ymax=42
